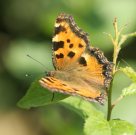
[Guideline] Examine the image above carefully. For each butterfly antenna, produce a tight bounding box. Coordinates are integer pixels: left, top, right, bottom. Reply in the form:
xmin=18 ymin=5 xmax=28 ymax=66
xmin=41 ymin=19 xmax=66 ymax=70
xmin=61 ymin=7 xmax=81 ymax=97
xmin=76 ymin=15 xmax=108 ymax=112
xmin=26 ymin=54 xmax=49 ymax=72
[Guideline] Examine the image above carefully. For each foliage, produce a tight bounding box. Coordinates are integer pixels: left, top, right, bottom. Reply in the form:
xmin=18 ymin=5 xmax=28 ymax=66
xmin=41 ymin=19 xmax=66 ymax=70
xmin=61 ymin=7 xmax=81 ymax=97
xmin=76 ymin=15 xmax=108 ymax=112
xmin=0 ymin=0 xmax=136 ymax=134
xmin=18 ymin=18 xmax=136 ymax=135
xmin=18 ymin=77 xmax=68 ymax=109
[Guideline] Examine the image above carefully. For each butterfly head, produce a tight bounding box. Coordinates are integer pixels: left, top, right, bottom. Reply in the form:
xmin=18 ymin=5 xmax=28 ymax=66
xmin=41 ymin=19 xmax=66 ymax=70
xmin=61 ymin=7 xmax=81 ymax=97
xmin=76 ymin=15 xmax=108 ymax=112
xmin=46 ymin=71 xmax=56 ymax=77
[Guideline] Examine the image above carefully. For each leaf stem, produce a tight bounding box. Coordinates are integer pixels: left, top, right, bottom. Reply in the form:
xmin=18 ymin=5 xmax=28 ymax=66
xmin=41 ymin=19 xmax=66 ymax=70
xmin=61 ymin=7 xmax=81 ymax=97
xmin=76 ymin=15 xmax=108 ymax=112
xmin=112 ymin=18 xmax=120 ymax=74
xmin=107 ymin=77 xmax=114 ymax=121
xmin=107 ymin=18 xmax=120 ymax=121
xmin=111 ymin=95 xmax=123 ymax=110
xmin=106 ymin=19 xmax=136 ymax=121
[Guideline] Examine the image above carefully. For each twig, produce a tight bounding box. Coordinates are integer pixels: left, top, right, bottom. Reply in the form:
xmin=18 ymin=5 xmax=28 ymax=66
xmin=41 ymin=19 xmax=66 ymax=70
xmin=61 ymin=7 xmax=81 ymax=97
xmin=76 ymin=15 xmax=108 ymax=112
xmin=111 ymin=95 xmax=123 ymax=110
xmin=107 ymin=18 xmax=120 ymax=121
xmin=107 ymin=19 xmax=136 ymax=121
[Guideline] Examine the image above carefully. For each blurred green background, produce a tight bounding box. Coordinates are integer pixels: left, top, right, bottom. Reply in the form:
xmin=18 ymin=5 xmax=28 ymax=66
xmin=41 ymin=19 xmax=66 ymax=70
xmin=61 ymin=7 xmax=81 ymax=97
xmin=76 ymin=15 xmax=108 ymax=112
xmin=0 ymin=0 xmax=136 ymax=135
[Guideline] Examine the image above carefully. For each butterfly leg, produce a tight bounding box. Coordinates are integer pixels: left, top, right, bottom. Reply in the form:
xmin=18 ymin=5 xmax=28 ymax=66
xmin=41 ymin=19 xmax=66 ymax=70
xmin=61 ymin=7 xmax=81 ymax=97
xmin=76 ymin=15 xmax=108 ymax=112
xmin=51 ymin=92 xmax=55 ymax=102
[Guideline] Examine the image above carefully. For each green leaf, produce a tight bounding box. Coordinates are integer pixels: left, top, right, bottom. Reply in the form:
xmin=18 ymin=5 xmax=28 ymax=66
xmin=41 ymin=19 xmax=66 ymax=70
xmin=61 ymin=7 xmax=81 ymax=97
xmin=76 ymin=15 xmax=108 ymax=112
xmin=17 ymin=78 xmax=68 ymax=109
xmin=84 ymin=116 xmax=111 ymax=135
xmin=61 ymin=97 xmax=104 ymax=119
xmin=61 ymin=97 xmax=111 ymax=135
xmin=120 ymin=67 xmax=136 ymax=82
xmin=121 ymin=83 xmax=136 ymax=97
xmin=61 ymin=97 xmax=136 ymax=135
xmin=109 ymin=119 xmax=136 ymax=135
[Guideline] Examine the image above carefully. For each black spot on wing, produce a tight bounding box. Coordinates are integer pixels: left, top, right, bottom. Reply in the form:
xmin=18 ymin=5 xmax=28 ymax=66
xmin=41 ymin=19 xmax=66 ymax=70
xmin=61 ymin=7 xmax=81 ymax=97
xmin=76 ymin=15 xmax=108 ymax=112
xmin=78 ymin=43 xmax=83 ymax=48
xmin=55 ymin=25 xmax=66 ymax=34
xmin=69 ymin=44 xmax=73 ymax=48
xmin=67 ymin=51 xmax=75 ymax=58
xmin=56 ymin=53 xmax=64 ymax=59
xmin=67 ymin=39 xmax=70 ymax=43
xmin=79 ymin=57 xmax=87 ymax=66
xmin=53 ymin=41 xmax=64 ymax=51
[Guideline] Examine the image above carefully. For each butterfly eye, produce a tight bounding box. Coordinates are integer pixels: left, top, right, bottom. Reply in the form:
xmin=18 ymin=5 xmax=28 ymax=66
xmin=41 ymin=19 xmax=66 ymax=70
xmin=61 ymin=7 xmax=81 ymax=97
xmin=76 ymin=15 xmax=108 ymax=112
xmin=45 ymin=71 xmax=55 ymax=77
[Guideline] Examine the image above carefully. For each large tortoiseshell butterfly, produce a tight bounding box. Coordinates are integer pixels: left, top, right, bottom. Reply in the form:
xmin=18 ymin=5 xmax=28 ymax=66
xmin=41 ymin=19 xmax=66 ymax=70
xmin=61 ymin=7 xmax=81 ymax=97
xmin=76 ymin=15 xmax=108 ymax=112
xmin=39 ymin=13 xmax=113 ymax=104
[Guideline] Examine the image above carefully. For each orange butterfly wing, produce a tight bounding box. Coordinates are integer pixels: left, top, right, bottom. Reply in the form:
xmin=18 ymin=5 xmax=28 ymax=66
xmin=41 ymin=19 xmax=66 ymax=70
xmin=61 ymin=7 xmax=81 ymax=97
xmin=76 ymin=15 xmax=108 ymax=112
xmin=76 ymin=47 xmax=113 ymax=89
xmin=52 ymin=13 xmax=89 ymax=70
xmin=39 ymin=76 xmax=103 ymax=103
xmin=39 ymin=13 xmax=113 ymax=104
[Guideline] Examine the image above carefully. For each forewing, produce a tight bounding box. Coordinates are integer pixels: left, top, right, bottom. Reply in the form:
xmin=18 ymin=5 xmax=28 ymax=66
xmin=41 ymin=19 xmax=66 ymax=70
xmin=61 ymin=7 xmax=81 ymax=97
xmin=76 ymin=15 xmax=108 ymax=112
xmin=52 ymin=13 xmax=90 ymax=70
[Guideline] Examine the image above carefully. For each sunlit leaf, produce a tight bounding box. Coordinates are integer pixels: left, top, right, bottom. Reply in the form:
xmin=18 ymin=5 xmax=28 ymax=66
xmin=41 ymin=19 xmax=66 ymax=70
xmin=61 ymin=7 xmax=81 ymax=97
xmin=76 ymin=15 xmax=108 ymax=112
xmin=109 ymin=119 xmax=136 ymax=135
xmin=18 ymin=77 xmax=68 ymax=109
xmin=61 ymin=97 xmax=111 ymax=135
xmin=84 ymin=116 xmax=111 ymax=135
xmin=61 ymin=97 xmax=104 ymax=119
xmin=120 ymin=67 xmax=136 ymax=82
xmin=121 ymin=83 xmax=136 ymax=97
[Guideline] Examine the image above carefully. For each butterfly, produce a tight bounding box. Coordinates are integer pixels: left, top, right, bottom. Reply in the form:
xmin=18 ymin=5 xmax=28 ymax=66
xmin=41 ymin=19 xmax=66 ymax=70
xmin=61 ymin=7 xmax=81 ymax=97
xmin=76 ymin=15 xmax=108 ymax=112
xmin=39 ymin=13 xmax=113 ymax=104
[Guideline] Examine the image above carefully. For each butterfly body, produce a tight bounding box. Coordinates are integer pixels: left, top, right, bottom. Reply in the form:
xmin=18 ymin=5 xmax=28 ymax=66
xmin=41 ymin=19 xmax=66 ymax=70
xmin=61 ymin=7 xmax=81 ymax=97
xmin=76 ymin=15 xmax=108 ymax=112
xmin=39 ymin=13 xmax=113 ymax=104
